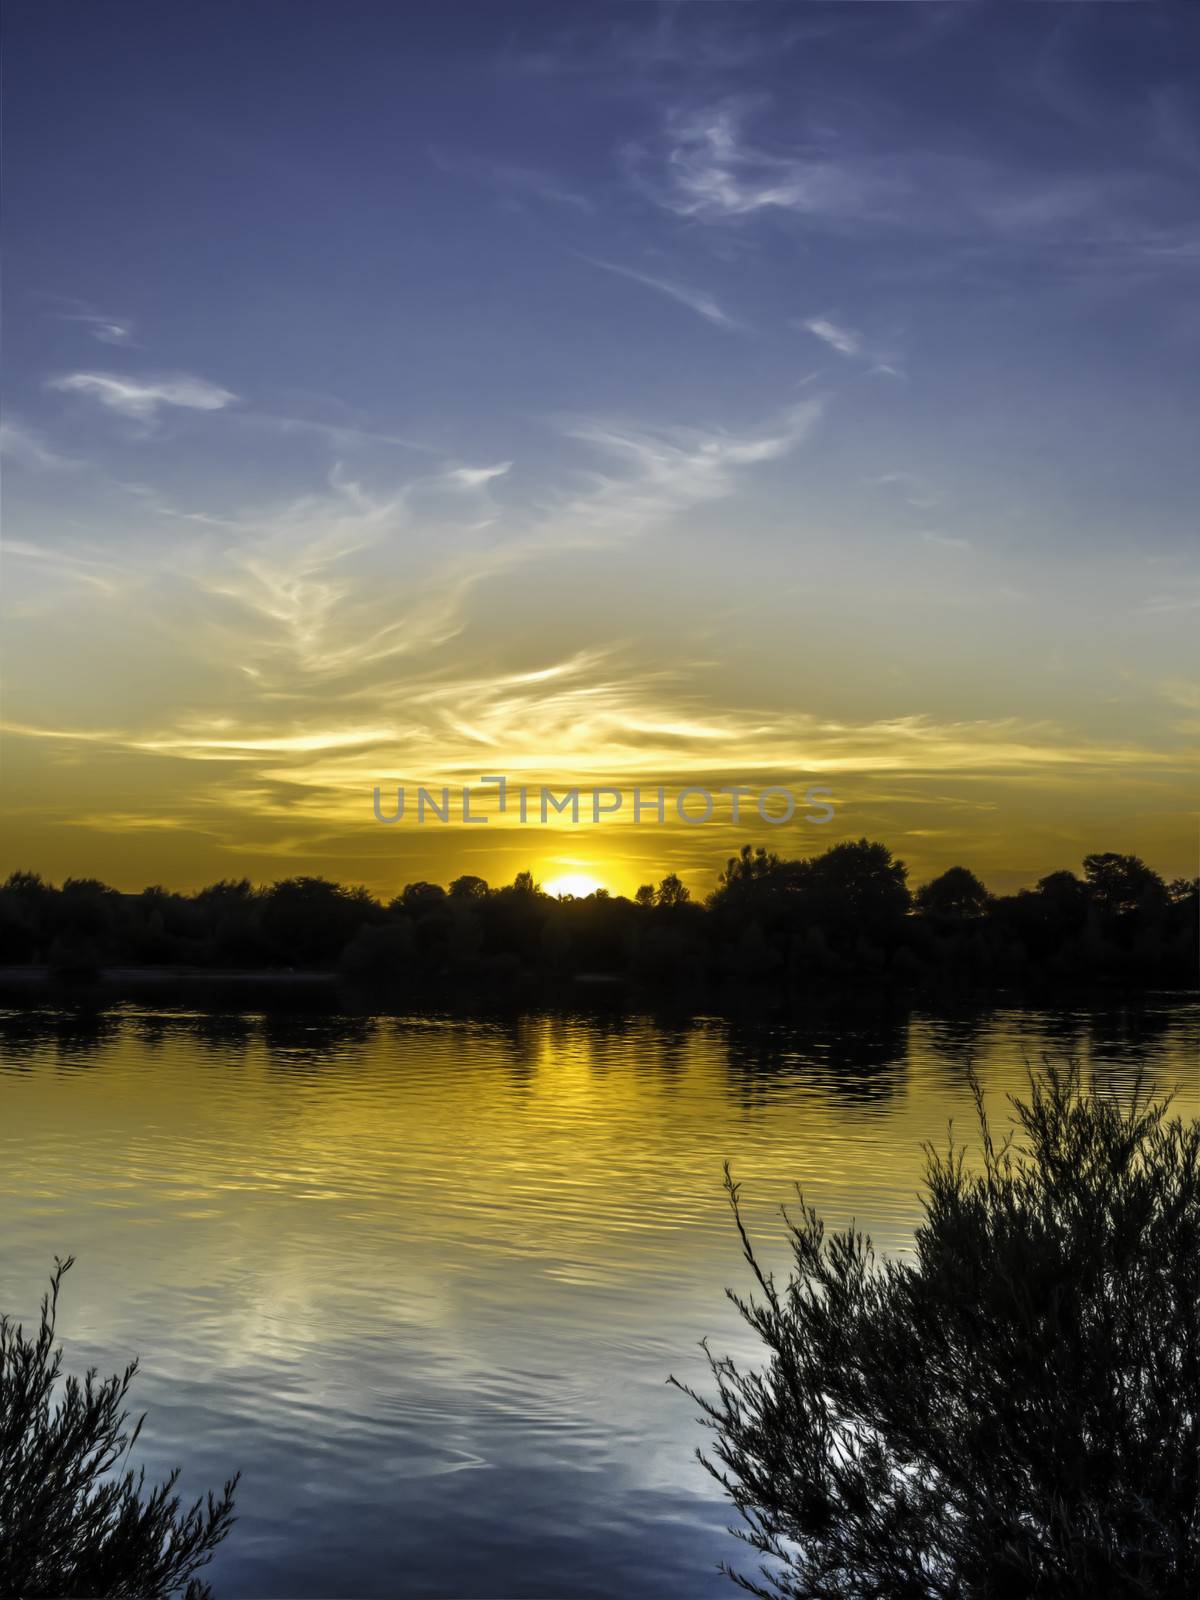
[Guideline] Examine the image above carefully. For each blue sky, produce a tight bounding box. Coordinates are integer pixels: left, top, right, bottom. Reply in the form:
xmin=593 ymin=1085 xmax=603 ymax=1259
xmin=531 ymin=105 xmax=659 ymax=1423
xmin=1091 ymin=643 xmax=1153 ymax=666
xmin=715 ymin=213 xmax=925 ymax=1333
xmin=3 ymin=2 xmax=1198 ymax=895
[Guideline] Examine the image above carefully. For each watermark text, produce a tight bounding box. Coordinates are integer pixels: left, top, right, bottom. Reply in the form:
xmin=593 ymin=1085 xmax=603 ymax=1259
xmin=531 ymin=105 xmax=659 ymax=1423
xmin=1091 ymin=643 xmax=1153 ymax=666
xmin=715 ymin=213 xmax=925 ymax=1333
xmin=373 ymin=777 xmax=834 ymax=827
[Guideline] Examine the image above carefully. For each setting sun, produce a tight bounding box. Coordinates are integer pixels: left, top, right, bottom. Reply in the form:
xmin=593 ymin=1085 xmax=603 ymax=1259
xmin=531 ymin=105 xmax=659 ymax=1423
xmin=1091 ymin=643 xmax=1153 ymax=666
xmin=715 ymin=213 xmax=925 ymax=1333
xmin=543 ymin=872 xmax=607 ymax=900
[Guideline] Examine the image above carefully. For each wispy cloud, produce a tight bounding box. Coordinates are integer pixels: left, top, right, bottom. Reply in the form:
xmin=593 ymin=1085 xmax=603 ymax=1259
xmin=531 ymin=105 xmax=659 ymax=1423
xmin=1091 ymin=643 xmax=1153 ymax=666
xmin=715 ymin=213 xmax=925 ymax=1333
xmin=920 ymin=531 xmax=972 ymax=552
xmin=38 ymin=295 xmax=139 ymax=346
xmin=429 ymin=146 xmax=596 ymax=212
xmin=59 ymin=313 xmax=137 ymax=346
xmin=0 ymin=419 xmax=79 ymax=471
xmin=577 ymin=255 xmax=744 ymax=331
xmin=443 ymin=462 xmax=512 ymax=490
xmin=117 ymin=480 xmax=242 ymax=529
xmin=8 ymin=398 xmax=822 ymax=710
xmin=559 ymin=402 xmax=820 ymax=518
xmin=239 ymin=410 xmax=435 ymax=454
xmin=2 ymin=539 xmax=133 ymax=595
xmin=49 ymin=371 xmax=238 ymax=421
xmin=4 ymin=700 xmax=1182 ymax=832
xmin=795 ymin=316 xmax=907 ymax=380
xmin=634 ymin=97 xmax=1200 ymax=284
xmin=1157 ymin=678 xmax=1200 ymax=711
xmin=485 ymin=162 xmax=595 ymax=212
xmin=637 ymin=102 xmax=892 ymax=223
xmin=1140 ymin=583 xmax=1200 ymax=615
xmin=800 ymin=317 xmax=861 ymax=357
xmin=870 ymin=471 xmax=943 ymax=511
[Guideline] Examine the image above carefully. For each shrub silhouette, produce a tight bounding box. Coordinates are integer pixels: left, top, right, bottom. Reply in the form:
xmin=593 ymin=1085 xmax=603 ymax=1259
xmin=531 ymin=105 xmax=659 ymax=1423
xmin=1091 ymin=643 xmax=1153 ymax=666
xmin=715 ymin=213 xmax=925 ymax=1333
xmin=0 ymin=1259 xmax=238 ymax=1598
xmin=675 ymin=1066 xmax=1199 ymax=1598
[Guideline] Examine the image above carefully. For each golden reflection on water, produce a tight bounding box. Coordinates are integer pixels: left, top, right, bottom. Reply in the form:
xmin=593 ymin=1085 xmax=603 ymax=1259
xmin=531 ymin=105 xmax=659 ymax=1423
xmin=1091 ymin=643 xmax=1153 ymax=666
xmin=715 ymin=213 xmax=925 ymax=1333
xmin=0 ymin=1001 xmax=1196 ymax=1598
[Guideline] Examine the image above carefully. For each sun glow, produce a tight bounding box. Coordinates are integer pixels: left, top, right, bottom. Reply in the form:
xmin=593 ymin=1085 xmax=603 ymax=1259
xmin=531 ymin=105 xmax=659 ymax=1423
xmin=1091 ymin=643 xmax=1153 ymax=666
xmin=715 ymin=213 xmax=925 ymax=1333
xmin=543 ymin=872 xmax=607 ymax=900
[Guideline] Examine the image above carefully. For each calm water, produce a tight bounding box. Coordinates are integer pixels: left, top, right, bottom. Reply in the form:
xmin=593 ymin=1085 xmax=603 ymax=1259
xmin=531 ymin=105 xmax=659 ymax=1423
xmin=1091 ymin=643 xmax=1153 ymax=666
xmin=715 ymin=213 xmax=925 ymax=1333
xmin=1 ymin=998 xmax=1196 ymax=1598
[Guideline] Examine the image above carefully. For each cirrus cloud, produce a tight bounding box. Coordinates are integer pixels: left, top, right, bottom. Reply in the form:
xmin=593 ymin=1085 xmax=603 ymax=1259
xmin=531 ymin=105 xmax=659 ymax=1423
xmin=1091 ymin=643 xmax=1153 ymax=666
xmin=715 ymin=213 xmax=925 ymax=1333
xmin=49 ymin=371 xmax=238 ymax=421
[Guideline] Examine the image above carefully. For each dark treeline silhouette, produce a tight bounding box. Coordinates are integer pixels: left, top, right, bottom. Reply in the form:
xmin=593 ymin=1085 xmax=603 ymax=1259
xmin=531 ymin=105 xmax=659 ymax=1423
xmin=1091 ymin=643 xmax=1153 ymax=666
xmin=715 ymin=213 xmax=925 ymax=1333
xmin=0 ymin=842 xmax=1194 ymax=991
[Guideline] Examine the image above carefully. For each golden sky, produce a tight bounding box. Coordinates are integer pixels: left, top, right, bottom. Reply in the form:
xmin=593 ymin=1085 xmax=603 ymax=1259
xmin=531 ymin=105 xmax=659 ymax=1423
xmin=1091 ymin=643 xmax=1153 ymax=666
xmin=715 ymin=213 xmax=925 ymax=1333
xmin=4 ymin=6 xmax=1198 ymax=900
xmin=3 ymin=461 xmax=1196 ymax=899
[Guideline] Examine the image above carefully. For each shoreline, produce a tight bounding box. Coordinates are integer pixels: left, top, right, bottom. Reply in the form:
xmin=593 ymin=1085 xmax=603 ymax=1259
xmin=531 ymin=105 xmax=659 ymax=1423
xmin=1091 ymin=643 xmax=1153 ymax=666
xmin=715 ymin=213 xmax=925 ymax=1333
xmin=0 ymin=965 xmax=1193 ymax=1014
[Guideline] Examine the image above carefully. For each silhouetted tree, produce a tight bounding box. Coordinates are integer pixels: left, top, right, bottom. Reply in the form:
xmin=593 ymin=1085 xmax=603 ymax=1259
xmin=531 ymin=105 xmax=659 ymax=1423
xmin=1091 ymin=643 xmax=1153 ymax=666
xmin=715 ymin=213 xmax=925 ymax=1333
xmin=718 ymin=846 xmax=782 ymax=890
xmin=339 ymin=920 xmax=414 ymax=981
xmin=261 ymin=876 xmax=380 ymax=966
xmin=195 ymin=879 xmax=265 ymax=967
xmin=58 ymin=879 xmax=121 ymax=935
xmin=1036 ymin=868 xmax=1091 ymax=928
xmin=195 ymin=879 xmax=256 ymax=909
xmin=1083 ymin=852 xmax=1167 ymax=919
xmin=0 ymin=1259 xmax=238 ymax=1598
xmin=655 ymin=873 xmax=691 ymax=908
xmin=709 ymin=848 xmax=800 ymax=948
xmin=675 ymin=1067 xmax=1200 ymax=1598
xmin=47 ymin=879 xmax=122 ymax=975
xmin=916 ymin=864 xmax=990 ymax=918
xmin=801 ymin=838 xmax=910 ymax=953
xmin=0 ymin=872 xmax=55 ymax=963
xmin=448 ymin=874 xmax=489 ymax=900
xmin=395 ymin=881 xmax=447 ymax=915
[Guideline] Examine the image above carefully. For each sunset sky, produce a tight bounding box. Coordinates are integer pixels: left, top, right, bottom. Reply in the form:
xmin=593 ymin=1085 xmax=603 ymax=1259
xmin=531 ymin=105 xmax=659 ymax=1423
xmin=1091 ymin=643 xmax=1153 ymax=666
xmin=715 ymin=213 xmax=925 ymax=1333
xmin=3 ymin=2 xmax=1197 ymax=899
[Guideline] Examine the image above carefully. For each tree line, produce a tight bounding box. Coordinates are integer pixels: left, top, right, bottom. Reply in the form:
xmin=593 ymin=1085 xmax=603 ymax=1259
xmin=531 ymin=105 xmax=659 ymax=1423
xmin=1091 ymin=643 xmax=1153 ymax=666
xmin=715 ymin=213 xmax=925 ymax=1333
xmin=0 ymin=841 xmax=1194 ymax=989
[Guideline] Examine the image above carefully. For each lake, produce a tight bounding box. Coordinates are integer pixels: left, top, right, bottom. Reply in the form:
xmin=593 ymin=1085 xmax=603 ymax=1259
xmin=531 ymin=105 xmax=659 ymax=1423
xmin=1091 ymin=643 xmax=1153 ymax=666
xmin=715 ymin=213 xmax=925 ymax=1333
xmin=1 ymin=997 xmax=1196 ymax=1598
